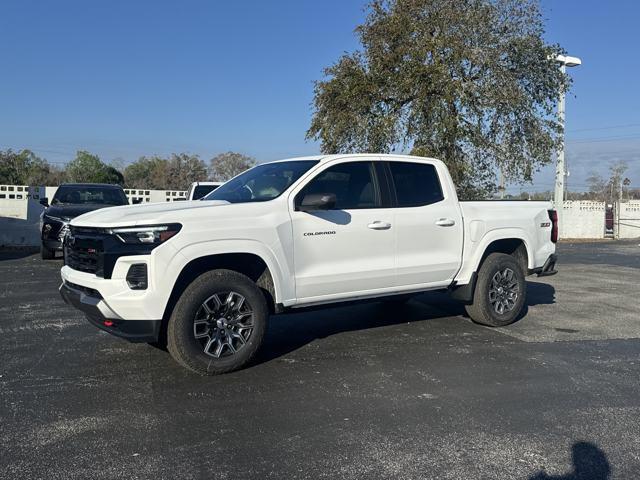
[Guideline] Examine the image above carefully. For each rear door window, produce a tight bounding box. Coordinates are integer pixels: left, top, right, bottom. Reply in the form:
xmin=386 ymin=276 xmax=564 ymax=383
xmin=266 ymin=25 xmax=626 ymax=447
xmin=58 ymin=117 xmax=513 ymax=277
xmin=389 ymin=162 xmax=444 ymax=207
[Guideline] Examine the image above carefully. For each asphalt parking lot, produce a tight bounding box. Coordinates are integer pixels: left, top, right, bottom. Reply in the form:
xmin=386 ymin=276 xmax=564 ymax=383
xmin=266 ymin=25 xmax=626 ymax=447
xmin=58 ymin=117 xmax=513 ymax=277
xmin=1 ymin=240 xmax=639 ymax=479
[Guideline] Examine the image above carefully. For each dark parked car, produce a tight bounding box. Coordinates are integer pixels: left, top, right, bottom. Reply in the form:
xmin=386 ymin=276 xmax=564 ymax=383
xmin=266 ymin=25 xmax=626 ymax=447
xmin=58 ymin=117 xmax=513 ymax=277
xmin=39 ymin=183 xmax=130 ymax=259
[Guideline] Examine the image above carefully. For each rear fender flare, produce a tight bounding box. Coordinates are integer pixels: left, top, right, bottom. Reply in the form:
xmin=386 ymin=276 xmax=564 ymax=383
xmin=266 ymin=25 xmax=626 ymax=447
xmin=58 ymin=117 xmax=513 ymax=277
xmin=466 ymin=229 xmax=533 ymax=277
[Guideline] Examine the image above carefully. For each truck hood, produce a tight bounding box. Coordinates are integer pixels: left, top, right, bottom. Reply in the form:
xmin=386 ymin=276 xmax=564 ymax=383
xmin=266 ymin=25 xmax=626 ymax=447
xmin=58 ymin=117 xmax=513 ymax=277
xmin=44 ymin=203 xmax=116 ymax=220
xmin=70 ymin=200 xmax=231 ymax=228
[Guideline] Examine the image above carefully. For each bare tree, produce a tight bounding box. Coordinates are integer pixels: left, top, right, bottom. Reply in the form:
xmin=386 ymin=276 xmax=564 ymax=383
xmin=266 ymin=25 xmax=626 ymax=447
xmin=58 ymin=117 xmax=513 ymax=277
xmin=124 ymin=156 xmax=169 ymax=189
xmin=125 ymin=154 xmax=206 ymax=190
xmin=609 ymin=161 xmax=628 ymax=202
xmin=586 ymin=172 xmax=607 ymax=201
xmin=586 ymin=161 xmax=631 ymax=203
xmin=209 ymin=152 xmax=256 ymax=182
xmin=167 ymin=153 xmax=207 ymax=190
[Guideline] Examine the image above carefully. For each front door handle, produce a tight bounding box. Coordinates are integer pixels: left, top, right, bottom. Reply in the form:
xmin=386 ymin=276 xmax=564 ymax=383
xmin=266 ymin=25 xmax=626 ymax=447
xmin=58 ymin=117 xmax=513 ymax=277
xmin=368 ymin=221 xmax=391 ymax=230
xmin=435 ymin=218 xmax=456 ymax=227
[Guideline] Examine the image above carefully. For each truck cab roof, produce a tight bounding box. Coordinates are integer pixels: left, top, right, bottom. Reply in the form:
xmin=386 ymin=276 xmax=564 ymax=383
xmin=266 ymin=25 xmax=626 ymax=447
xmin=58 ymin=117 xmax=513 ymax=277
xmin=269 ymin=153 xmax=442 ymax=165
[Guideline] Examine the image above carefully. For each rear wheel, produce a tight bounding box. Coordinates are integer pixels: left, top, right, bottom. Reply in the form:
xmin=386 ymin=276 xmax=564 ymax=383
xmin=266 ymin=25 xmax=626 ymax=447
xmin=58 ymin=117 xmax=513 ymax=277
xmin=465 ymin=253 xmax=526 ymax=327
xmin=40 ymin=244 xmax=55 ymax=260
xmin=167 ymin=269 xmax=268 ymax=375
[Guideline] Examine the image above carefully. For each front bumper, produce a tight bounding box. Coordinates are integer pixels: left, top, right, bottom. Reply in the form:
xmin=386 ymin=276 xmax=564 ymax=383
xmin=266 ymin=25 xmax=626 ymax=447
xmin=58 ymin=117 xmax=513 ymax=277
xmin=59 ymin=282 xmax=161 ymax=343
xmin=43 ymin=238 xmax=63 ymax=251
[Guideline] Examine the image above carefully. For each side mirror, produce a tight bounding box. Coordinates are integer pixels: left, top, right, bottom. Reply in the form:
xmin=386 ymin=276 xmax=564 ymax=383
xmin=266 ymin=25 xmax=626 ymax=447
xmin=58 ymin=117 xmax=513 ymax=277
xmin=132 ymin=198 xmax=143 ymax=204
xmin=298 ymin=193 xmax=336 ymax=212
xmin=39 ymin=197 xmax=49 ymax=207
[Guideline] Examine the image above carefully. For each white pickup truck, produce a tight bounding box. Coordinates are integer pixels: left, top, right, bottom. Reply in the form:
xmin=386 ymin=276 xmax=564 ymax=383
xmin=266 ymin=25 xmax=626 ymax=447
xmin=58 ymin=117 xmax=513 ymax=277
xmin=186 ymin=181 xmax=223 ymax=200
xmin=60 ymin=154 xmax=558 ymax=375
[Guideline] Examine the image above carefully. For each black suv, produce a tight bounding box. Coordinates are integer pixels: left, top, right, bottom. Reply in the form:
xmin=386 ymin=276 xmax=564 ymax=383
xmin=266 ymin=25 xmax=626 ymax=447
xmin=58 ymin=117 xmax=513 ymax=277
xmin=39 ymin=183 xmax=130 ymax=259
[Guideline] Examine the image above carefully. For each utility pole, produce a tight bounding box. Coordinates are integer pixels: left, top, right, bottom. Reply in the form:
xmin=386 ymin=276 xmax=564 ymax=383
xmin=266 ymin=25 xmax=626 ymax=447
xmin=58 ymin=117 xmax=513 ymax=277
xmin=554 ymin=62 xmax=566 ymax=210
xmin=554 ymin=54 xmax=582 ymax=236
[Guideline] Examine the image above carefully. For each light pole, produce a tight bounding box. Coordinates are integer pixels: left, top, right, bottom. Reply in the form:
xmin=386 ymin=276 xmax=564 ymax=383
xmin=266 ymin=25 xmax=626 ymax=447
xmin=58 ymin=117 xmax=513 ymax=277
xmin=554 ymin=54 xmax=581 ymax=233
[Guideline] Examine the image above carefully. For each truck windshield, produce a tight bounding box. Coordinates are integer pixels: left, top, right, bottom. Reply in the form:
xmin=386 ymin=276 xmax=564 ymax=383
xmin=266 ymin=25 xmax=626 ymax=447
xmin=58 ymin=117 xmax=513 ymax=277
xmin=52 ymin=186 xmax=128 ymax=206
xmin=204 ymin=161 xmax=318 ymax=203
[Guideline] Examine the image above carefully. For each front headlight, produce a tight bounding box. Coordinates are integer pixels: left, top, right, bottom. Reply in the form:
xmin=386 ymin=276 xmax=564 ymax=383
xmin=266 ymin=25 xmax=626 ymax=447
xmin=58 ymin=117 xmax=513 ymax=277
xmin=108 ymin=224 xmax=182 ymax=245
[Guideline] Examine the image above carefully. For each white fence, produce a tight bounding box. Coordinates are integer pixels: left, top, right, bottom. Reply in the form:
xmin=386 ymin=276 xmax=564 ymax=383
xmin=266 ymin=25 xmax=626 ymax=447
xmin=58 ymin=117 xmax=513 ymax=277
xmin=123 ymin=189 xmax=187 ymax=204
xmin=1 ymin=185 xmax=639 ymax=247
xmin=560 ymin=201 xmax=606 ymax=239
xmin=618 ymin=201 xmax=640 ymax=239
xmin=0 ymin=185 xmax=44 ymax=246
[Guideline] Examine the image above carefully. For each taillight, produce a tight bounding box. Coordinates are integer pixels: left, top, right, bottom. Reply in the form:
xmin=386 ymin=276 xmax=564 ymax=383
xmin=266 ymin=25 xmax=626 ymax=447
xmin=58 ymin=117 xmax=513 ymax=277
xmin=548 ymin=209 xmax=558 ymax=243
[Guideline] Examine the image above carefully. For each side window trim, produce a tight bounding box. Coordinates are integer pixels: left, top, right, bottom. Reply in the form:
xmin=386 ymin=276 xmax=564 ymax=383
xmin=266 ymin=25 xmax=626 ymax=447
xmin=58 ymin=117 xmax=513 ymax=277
xmin=380 ymin=161 xmax=398 ymax=207
xmin=374 ymin=161 xmax=395 ymax=208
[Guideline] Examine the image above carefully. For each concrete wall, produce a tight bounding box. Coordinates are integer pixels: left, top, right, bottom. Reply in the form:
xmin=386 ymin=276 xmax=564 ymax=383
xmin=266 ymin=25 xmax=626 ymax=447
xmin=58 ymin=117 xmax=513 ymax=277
xmin=618 ymin=201 xmax=640 ymax=239
xmin=0 ymin=186 xmax=45 ymax=246
xmin=560 ymin=201 xmax=606 ymax=239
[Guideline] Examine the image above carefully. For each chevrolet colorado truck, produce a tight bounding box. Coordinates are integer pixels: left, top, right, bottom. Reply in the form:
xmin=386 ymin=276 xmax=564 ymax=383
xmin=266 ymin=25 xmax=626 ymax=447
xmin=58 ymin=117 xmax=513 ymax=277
xmin=59 ymin=154 xmax=558 ymax=375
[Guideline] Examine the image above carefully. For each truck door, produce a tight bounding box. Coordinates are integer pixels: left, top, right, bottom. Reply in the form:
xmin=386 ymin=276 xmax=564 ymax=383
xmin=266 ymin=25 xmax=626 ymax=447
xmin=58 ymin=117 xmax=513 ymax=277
xmin=387 ymin=160 xmax=464 ymax=288
xmin=289 ymin=160 xmax=396 ymax=302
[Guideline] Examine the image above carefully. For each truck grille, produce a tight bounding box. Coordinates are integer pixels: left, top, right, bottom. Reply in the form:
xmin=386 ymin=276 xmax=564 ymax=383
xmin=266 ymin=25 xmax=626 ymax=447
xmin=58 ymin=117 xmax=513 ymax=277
xmin=64 ymin=226 xmax=105 ymax=276
xmin=66 ymin=246 xmax=99 ymax=273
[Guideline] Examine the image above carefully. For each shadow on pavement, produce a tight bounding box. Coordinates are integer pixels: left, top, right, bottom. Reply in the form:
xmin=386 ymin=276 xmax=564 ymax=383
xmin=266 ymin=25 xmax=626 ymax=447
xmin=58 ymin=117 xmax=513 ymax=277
xmin=0 ymin=247 xmax=39 ymax=261
xmin=529 ymin=441 xmax=611 ymax=480
xmin=257 ymin=296 xmax=452 ymax=364
xmin=526 ymin=280 xmax=557 ymax=306
xmin=257 ymin=280 xmax=556 ymax=364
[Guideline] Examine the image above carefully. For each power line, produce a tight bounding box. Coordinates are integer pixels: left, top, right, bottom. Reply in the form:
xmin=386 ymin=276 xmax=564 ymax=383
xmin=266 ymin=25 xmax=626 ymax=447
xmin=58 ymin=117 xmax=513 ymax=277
xmin=567 ymin=122 xmax=640 ymax=133
xmin=567 ymin=134 xmax=640 ymax=145
xmin=566 ymin=149 xmax=640 ymax=160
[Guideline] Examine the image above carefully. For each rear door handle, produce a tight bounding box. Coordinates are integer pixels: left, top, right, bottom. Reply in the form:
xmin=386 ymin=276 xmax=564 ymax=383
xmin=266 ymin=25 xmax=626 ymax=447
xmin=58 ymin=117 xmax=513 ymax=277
xmin=435 ymin=218 xmax=456 ymax=227
xmin=368 ymin=221 xmax=391 ymax=230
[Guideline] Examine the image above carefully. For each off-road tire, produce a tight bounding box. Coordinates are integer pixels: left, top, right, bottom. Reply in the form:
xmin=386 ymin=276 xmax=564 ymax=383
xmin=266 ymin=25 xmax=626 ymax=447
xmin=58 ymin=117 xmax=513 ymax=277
xmin=167 ymin=269 xmax=268 ymax=375
xmin=465 ymin=253 xmax=526 ymax=327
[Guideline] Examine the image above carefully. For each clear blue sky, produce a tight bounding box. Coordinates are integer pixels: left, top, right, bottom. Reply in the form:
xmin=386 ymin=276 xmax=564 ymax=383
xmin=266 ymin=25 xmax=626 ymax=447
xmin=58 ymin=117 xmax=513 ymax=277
xmin=1 ymin=0 xmax=639 ymax=191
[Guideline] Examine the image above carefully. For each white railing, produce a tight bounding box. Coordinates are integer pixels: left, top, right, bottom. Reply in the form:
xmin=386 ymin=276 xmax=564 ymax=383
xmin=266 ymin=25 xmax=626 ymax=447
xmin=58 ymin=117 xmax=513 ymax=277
xmin=0 ymin=184 xmax=29 ymax=201
xmin=123 ymin=189 xmax=187 ymax=204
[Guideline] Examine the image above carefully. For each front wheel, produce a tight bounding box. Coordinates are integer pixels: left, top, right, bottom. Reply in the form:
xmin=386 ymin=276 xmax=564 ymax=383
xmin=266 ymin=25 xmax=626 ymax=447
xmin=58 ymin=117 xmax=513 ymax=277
xmin=465 ymin=253 xmax=526 ymax=327
xmin=167 ymin=269 xmax=268 ymax=375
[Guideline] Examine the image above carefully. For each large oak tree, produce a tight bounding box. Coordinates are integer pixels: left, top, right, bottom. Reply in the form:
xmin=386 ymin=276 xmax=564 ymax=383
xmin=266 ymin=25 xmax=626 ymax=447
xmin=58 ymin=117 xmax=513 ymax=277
xmin=307 ymin=0 xmax=569 ymax=198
